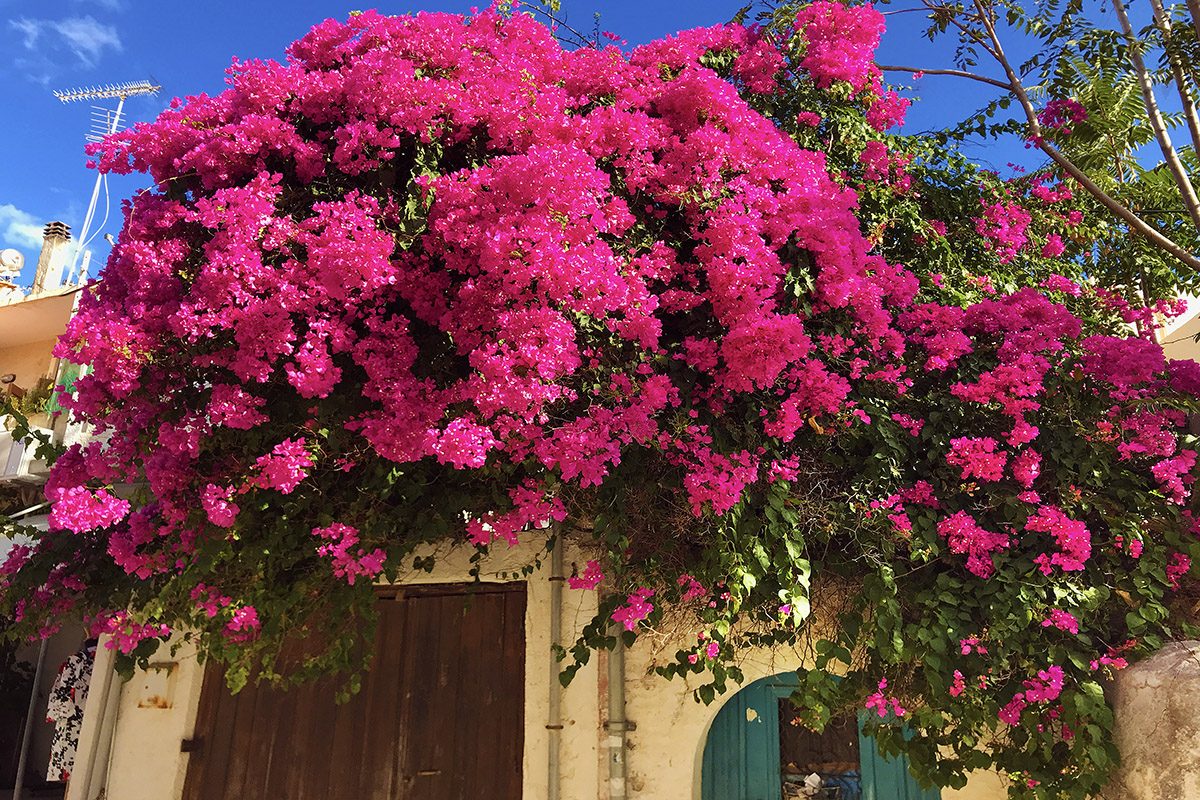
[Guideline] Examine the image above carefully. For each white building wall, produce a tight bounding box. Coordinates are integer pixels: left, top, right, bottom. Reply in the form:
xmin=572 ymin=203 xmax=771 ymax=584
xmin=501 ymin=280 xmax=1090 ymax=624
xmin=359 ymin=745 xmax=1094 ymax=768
xmin=69 ymin=536 xmax=1005 ymax=800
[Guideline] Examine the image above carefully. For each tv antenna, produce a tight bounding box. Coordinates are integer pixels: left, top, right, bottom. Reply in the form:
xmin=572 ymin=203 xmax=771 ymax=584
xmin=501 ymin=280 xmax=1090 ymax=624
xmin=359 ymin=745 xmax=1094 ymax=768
xmin=53 ymin=78 xmax=161 ymax=278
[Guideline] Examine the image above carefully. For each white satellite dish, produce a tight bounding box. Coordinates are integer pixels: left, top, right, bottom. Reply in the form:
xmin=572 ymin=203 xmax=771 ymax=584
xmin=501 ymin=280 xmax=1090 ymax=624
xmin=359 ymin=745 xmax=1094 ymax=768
xmin=0 ymin=249 xmax=24 ymax=276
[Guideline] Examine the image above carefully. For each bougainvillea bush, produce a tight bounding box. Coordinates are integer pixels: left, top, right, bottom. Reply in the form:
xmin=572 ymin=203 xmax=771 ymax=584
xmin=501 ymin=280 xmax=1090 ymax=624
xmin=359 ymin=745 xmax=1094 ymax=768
xmin=4 ymin=3 xmax=1200 ymax=797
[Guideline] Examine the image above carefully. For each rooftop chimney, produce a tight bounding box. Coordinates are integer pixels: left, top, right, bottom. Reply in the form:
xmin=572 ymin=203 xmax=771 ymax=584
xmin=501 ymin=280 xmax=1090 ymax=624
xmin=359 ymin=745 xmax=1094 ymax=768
xmin=32 ymin=221 xmax=71 ymax=295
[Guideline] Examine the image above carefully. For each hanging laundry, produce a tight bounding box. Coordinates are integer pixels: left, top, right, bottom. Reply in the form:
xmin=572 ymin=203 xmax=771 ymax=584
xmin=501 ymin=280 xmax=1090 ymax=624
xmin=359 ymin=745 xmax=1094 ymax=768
xmin=46 ymin=640 xmax=97 ymax=782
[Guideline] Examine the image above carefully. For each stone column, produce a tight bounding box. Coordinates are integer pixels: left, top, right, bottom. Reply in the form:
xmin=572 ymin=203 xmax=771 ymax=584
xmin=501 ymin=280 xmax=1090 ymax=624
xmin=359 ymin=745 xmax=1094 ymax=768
xmin=1102 ymin=640 xmax=1200 ymax=799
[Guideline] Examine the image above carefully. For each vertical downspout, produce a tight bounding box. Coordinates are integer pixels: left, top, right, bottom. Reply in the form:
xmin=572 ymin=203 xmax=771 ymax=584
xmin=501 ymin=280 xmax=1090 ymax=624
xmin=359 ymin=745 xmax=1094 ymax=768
xmin=12 ymin=638 xmax=48 ymax=800
xmin=547 ymin=532 xmax=563 ymax=800
xmin=606 ymin=622 xmax=631 ymax=800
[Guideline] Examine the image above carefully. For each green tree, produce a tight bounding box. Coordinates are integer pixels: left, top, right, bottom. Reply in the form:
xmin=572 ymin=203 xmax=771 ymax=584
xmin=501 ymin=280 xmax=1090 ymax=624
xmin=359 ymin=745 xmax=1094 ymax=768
xmin=872 ymin=0 xmax=1200 ymax=298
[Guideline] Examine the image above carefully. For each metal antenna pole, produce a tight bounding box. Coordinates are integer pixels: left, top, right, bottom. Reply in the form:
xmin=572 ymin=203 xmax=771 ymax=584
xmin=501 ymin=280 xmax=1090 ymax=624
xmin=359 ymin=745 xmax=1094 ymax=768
xmin=71 ymin=95 xmax=124 ymax=277
xmin=53 ymin=79 xmax=161 ymax=277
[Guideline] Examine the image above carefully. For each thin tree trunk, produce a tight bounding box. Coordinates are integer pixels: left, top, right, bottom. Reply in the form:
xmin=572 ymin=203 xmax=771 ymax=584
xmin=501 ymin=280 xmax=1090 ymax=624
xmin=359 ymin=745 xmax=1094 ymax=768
xmin=1185 ymin=0 xmax=1200 ymax=66
xmin=1112 ymin=0 xmax=1200 ymax=232
xmin=1148 ymin=0 xmax=1200 ymax=159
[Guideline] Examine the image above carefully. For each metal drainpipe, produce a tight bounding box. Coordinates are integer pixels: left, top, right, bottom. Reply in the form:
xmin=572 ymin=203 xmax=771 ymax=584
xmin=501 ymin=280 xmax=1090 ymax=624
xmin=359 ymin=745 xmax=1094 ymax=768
xmin=606 ymin=621 xmax=632 ymax=800
xmin=12 ymin=637 xmax=48 ymax=800
xmin=547 ymin=532 xmax=564 ymax=800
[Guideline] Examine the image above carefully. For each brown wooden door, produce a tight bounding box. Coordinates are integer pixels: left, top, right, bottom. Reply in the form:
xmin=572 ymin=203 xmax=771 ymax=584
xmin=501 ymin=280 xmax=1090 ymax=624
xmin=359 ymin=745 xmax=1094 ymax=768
xmin=181 ymin=583 xmax=526 ymax=800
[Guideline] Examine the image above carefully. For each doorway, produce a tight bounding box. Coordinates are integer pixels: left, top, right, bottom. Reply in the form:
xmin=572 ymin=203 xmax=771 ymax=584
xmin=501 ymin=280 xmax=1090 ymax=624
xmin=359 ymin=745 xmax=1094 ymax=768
xmin=181 ymin=583 xmax=526 ymax=800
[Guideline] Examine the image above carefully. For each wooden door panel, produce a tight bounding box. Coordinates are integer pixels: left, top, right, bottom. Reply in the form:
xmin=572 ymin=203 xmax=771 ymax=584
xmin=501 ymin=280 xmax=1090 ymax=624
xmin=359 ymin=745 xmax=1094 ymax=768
xmin=182 ymin=583 xmax=525 ymax=800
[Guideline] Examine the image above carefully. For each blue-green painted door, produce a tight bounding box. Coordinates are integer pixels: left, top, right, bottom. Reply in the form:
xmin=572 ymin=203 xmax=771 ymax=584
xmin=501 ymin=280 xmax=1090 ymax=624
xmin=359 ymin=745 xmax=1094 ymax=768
xmin=857 ymin=712 xmax=941 ymax=800
xmin=701 ymin=674 xmax=940 ymax=800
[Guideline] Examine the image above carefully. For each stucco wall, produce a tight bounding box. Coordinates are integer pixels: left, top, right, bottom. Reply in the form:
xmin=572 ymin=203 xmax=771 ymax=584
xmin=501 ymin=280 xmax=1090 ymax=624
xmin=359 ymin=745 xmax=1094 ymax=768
xmin=0 ymin=339 xmax=57 ymax=392
xmin=67 ymin=636 xmax=206 ymax=800
xmin=72 ymin=535 xmax=1006 ymax=800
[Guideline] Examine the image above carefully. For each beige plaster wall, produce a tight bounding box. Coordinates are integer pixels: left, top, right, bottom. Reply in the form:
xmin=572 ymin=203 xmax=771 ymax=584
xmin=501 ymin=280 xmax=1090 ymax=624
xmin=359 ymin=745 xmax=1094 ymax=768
xmin=0 ymin=339 xmax=57 ymax=391
xmin=74 ymin=535 xmax=1006 ymax=800
xmin=1160 ymin=305 xmax=1200 ymax=364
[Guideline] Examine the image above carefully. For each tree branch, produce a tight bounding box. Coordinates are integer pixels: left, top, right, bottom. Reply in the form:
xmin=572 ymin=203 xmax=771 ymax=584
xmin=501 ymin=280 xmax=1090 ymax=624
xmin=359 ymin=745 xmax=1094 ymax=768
xmin=878 ymin=64 xmax=1011 ymax=90
xmin=919 ymin=0 xmax=1000 ymax=61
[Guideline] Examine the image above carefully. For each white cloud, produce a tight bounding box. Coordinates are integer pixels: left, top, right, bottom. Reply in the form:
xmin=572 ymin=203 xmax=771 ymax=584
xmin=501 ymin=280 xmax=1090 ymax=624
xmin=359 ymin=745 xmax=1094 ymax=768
xmin=10 ymin=17 xmax=40 ymax=48
xmin=55 ymin=16 xmax=120 ymax=64
xmin=0 ymin=204 xmax=44 ymax=251
xmin=8 ymin=15 xmax=121 ymax=68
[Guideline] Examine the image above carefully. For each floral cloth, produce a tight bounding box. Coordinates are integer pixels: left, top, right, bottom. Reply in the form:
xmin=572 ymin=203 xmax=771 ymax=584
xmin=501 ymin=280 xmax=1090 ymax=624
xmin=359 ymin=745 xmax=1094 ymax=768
xmin=46 ymin=645 xmax=96 ymax=782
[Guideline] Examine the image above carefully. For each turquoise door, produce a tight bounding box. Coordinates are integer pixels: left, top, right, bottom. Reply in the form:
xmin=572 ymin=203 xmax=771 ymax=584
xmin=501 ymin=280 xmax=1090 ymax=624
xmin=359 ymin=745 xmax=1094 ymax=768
xmin=700 ymin=674 xmax=940 ymax=800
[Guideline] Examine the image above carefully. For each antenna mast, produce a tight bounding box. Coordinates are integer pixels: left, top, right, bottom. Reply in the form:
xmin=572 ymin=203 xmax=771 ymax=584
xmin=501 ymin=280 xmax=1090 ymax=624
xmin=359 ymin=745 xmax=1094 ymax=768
xmin=53 ymin=78 xmax=161 ymax=277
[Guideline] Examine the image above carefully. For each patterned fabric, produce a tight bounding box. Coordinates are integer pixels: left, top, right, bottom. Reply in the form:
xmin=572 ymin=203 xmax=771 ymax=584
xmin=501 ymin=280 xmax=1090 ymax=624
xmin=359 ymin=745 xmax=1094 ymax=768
xmin=45 ymin=645 xmax=96 ymax=782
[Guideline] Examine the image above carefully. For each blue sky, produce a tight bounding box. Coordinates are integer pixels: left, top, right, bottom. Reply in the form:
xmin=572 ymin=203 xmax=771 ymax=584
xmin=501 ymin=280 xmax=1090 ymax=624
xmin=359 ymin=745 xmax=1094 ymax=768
xmin=0 ymin=1 xmax=1028 ymax=287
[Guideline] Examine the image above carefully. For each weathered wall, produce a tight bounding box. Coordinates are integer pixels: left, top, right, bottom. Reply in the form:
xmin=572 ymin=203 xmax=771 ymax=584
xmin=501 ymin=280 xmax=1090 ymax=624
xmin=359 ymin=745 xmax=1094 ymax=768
xmin=1101 ymin=640 xmax=1200 ymax=800
xmin=0 ymin=339 xmax=56 ymax=392
xmin=71 ymin=536 xmax=1006 ymax=800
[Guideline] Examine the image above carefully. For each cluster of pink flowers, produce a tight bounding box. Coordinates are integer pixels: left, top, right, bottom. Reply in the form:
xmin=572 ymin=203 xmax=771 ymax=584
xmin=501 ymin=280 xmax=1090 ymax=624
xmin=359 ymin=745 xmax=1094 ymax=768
xmin=1168 ymin=552 xmax=1192 ymax=590
xmin=47 ymin=487 xmax=130 ymax=533
xmin=569 ymin=560 xmax=605 ymax=590
xmin=677 ymin=574 xmax=706 ymax=600
xmin=1037 ymin=99 xmax=1088 ymax=135
xmin=866 ymin=91 xmax=910 ymax=131
xmin=97 ymin=612 xmax=172 ymax=654
xmin=793 ymin=1 xmax=885 ymax=89
xmin=946 ymin=437 xmax=1007 ymax=482
xmin=201 ymin=483 xmax=239 ymax=527
xmin=612 ymin=588 xmax=655 ymax=631
xmin=687 ymin=632 xmax=722 ymax=663
xmin=865 ymin=677 xmax=907 ymax=717
xmin=224 ymin=605 xmax=261 ymax=643
xmin=975 ymin=202 xmax=1032 ymax=263
xmin=311 ymin=524 xmax=386 ymax=585
xmin=938 ymin=512 xmax=1009 ymax=578
xmin=190 ymin=583 xmax=233 ymax=618
xmin=1027 ymin=506 xmax=1091 ymax=574
xmin=959 ymin=636 xmax=988 ymax=655
xmin=999 ymin=665 xmax=1065 ymax=725
xmin=1011 ymin=449 xmax=1041 ymax=488
xmin=250 ymin=439 xmax=314 ymax=495
xmin=1041 ymin=609 xmax=1080 ymax=634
